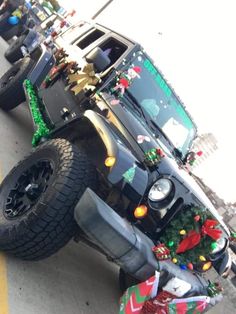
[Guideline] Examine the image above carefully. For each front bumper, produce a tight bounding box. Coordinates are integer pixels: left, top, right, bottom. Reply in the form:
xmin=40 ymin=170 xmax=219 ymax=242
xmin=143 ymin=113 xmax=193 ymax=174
xmin=74 ymin=188 xmax=209 ymax=296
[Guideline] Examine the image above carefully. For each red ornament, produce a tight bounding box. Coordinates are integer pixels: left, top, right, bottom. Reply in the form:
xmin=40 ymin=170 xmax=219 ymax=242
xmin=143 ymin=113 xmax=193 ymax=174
xmin=196 ymin=150 xmax=203 ymax=156
xmin=132 ymin=66 xmax=142 ymax=74
xmin=194 ymin=215 xmax=200 ymax=222
xmin=156 ymin=148 xmax=165 ymax=157
xmin=187 ymin=263 xmax=194 ymax=270
xmin=119 ymin=77 xmax=129 ymax=88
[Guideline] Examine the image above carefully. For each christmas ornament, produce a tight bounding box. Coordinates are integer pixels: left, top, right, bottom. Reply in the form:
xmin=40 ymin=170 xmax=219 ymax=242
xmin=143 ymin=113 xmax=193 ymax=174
xmin=199 ymin=256 xmax=206 ymax=262
xmin=144 ymin=148 xmax=164 ymax=167
xmin=168 ymin=240 xmax=174 ymax=247
xmin=211 ymin=242 xmax=218 ymax=250
xmin=194 ymin=215 xmax=201 ymax=222
xmin=122 ymin=164 xmax=137 ymax=183
xmin=179 ymin=229 xmax=186 ymax=235
xmin=172 ymin=258 xmax=178 ymax=263
xmin=24 ymin=80 xmax=51 ymax=147
xmin=180 ymin=264 xmax=187 ymax=270
xmin=202 ymin=261 xmax=212 ymax=271
xmin=137 ymin=135 xmax=151 ymax=144
xmin=68 ymin=63 xmax=100 ymax=95
xmin=196 ymin=150 xmax=203 ymax=156
xmin=152 ymin=244 xmax=171 ymax=260
xmin=187 ymin=263 xmax=194 ymax=270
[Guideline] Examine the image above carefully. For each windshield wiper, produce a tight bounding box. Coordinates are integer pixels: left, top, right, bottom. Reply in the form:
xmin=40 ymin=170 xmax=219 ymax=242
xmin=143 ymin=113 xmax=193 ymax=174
xmin=123 ymin=91 xmax=183 ymax=157
xmin=123 ymin=91 xmax=157 ymax=134
xmin=149 ymin=119 xmax=174 ymax=147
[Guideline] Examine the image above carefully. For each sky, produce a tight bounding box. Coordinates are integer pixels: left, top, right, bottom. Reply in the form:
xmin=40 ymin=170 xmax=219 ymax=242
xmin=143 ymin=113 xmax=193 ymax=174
xmin=59 ymin=0 xmax=236 ymax=202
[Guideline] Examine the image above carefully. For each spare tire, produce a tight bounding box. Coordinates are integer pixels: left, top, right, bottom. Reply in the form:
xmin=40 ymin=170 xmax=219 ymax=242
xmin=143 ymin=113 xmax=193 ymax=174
xmin=4 ymin=34 xmax=26 ymax=63
xmin=0 ymin=138 xmax=97 ymax=260
xmin=0 ymin=56 xmax=34 ymax=111
xmin=1 ymin=24 xmax=22 ymax=41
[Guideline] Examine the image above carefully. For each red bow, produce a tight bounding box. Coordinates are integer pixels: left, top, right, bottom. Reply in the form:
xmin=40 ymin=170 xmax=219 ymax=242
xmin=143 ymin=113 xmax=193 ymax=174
xmin=176 ymin=230 xmax=201 ymax=254
xmin=176 ymin=219 xmax=222 ymax=254
xmin=201 ymin=219 xmax=222 ymax=241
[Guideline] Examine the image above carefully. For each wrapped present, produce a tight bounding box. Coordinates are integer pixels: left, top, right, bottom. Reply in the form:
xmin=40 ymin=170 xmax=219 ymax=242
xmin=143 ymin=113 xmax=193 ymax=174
xmin=119 ymin=272 xmax=159 ymax=314
xmin=119 ymin=272 xmax=218 ymax=314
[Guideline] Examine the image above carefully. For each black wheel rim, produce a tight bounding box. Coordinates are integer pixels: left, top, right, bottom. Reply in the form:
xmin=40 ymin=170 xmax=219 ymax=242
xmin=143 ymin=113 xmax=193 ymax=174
xmin=4 ymin=160 xmax=54 ymax=219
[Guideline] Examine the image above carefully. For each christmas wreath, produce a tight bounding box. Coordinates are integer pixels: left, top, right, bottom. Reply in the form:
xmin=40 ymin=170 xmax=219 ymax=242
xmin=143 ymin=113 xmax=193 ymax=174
xmin=157 ymin=206 xmax=223 ymax=271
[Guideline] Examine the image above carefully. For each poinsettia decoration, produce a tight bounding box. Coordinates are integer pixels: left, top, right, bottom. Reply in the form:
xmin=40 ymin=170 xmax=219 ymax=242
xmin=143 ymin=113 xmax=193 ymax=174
xmin=159 ymin=206 xmax=223 ymax=271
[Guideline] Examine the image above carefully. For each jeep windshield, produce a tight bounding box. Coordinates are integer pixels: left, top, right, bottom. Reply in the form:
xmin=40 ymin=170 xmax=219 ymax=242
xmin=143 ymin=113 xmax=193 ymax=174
xmin=121 ymin=53 xmax=197 ymax=158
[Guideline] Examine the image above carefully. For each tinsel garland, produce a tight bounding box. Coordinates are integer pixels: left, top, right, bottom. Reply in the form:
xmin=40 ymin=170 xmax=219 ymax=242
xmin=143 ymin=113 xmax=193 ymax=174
xmin=24 ymin=80 xmax=51 ymax=146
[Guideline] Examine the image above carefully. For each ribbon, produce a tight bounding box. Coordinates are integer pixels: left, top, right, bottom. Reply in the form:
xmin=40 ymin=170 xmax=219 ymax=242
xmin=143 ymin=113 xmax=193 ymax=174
xmin=176 ymin=219 xmax=222 ymax=254
xmin=68 ymin=63 xmax=100 ymax=95
xmin=201 ymin=219 xmax=222 ymax=241
xmin=176 ymin=230 xmax=201 ymax=254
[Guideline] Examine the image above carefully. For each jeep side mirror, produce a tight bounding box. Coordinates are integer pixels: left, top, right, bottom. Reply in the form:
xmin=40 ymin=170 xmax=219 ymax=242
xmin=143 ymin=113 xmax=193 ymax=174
xmin=85 ymin=47 xmax=111 ymax=72
xmin=183 ymin=151 xmax=196 ymax=165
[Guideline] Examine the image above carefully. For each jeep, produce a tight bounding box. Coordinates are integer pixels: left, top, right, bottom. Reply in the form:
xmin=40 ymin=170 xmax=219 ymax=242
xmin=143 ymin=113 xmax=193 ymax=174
xmin=0 ymin=21 xmax=231 ymax=309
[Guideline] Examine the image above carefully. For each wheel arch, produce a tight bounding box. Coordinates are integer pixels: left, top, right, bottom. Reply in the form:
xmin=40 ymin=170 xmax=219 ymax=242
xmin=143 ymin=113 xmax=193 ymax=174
xmin=50 ymin=110 xmax=149 ymax=197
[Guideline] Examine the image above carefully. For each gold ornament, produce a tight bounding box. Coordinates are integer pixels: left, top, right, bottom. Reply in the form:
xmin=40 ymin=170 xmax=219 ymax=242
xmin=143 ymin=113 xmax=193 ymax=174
xmin=68 ymin=63 xmax=100 ymax=95
xmin=199 ymin=255 xmax=206 ymax=262
xmin=172 ymin=258 xmax=178 ymax=263
xmin=179 ymin=229 xmax=186 ymax=235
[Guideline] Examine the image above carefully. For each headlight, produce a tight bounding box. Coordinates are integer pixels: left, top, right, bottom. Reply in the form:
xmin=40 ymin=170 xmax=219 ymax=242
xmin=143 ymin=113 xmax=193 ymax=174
xmin=148 ymin=178 xmax=172 ymax=201
xmin=211 ymin=237 xmax=226 ymax=254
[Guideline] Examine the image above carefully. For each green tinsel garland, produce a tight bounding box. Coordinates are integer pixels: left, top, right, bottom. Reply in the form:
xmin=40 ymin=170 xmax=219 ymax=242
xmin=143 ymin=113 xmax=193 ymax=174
xmin=24 ymin=80 xmax=51 ymax=147
xmin=160 ymin=206 xmax=219 ymax=269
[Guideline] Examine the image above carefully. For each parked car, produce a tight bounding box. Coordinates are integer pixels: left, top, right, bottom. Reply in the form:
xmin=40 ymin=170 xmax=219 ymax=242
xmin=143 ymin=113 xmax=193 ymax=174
xmin=0 ymin=21 xmax=231 ymax=310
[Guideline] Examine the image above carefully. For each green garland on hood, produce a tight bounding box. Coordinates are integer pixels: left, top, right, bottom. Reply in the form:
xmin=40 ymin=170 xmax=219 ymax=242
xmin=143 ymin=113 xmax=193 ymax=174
xmin=24 ymin=80 xmax=51 ymax=147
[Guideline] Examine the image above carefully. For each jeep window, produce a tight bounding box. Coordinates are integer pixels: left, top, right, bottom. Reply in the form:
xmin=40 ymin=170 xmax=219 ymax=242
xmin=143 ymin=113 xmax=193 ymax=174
xmin=123 ymin=54 xmax=196 ymax=157
xmin=99 ymin=38 xmax=127 ymax=65
xmin=76 ymin=29 xmax=105 ymax=49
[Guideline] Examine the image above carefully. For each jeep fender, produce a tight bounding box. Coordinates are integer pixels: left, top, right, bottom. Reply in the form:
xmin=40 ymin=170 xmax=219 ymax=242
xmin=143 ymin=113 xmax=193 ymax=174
xmin=84 ymin=110 xmax=148 ymax=201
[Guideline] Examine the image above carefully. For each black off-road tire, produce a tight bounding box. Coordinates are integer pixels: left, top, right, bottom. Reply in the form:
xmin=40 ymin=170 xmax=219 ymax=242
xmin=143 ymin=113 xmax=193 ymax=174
xmin=4 ymin=34 xmax=26 ymax=63
xmin=0 ymin=56 xmax=33 ymax=111
xmin=0 ymin=139 xmax=97 ymax=260
xmin=1 ymin=24 xmax=23 ymax=41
